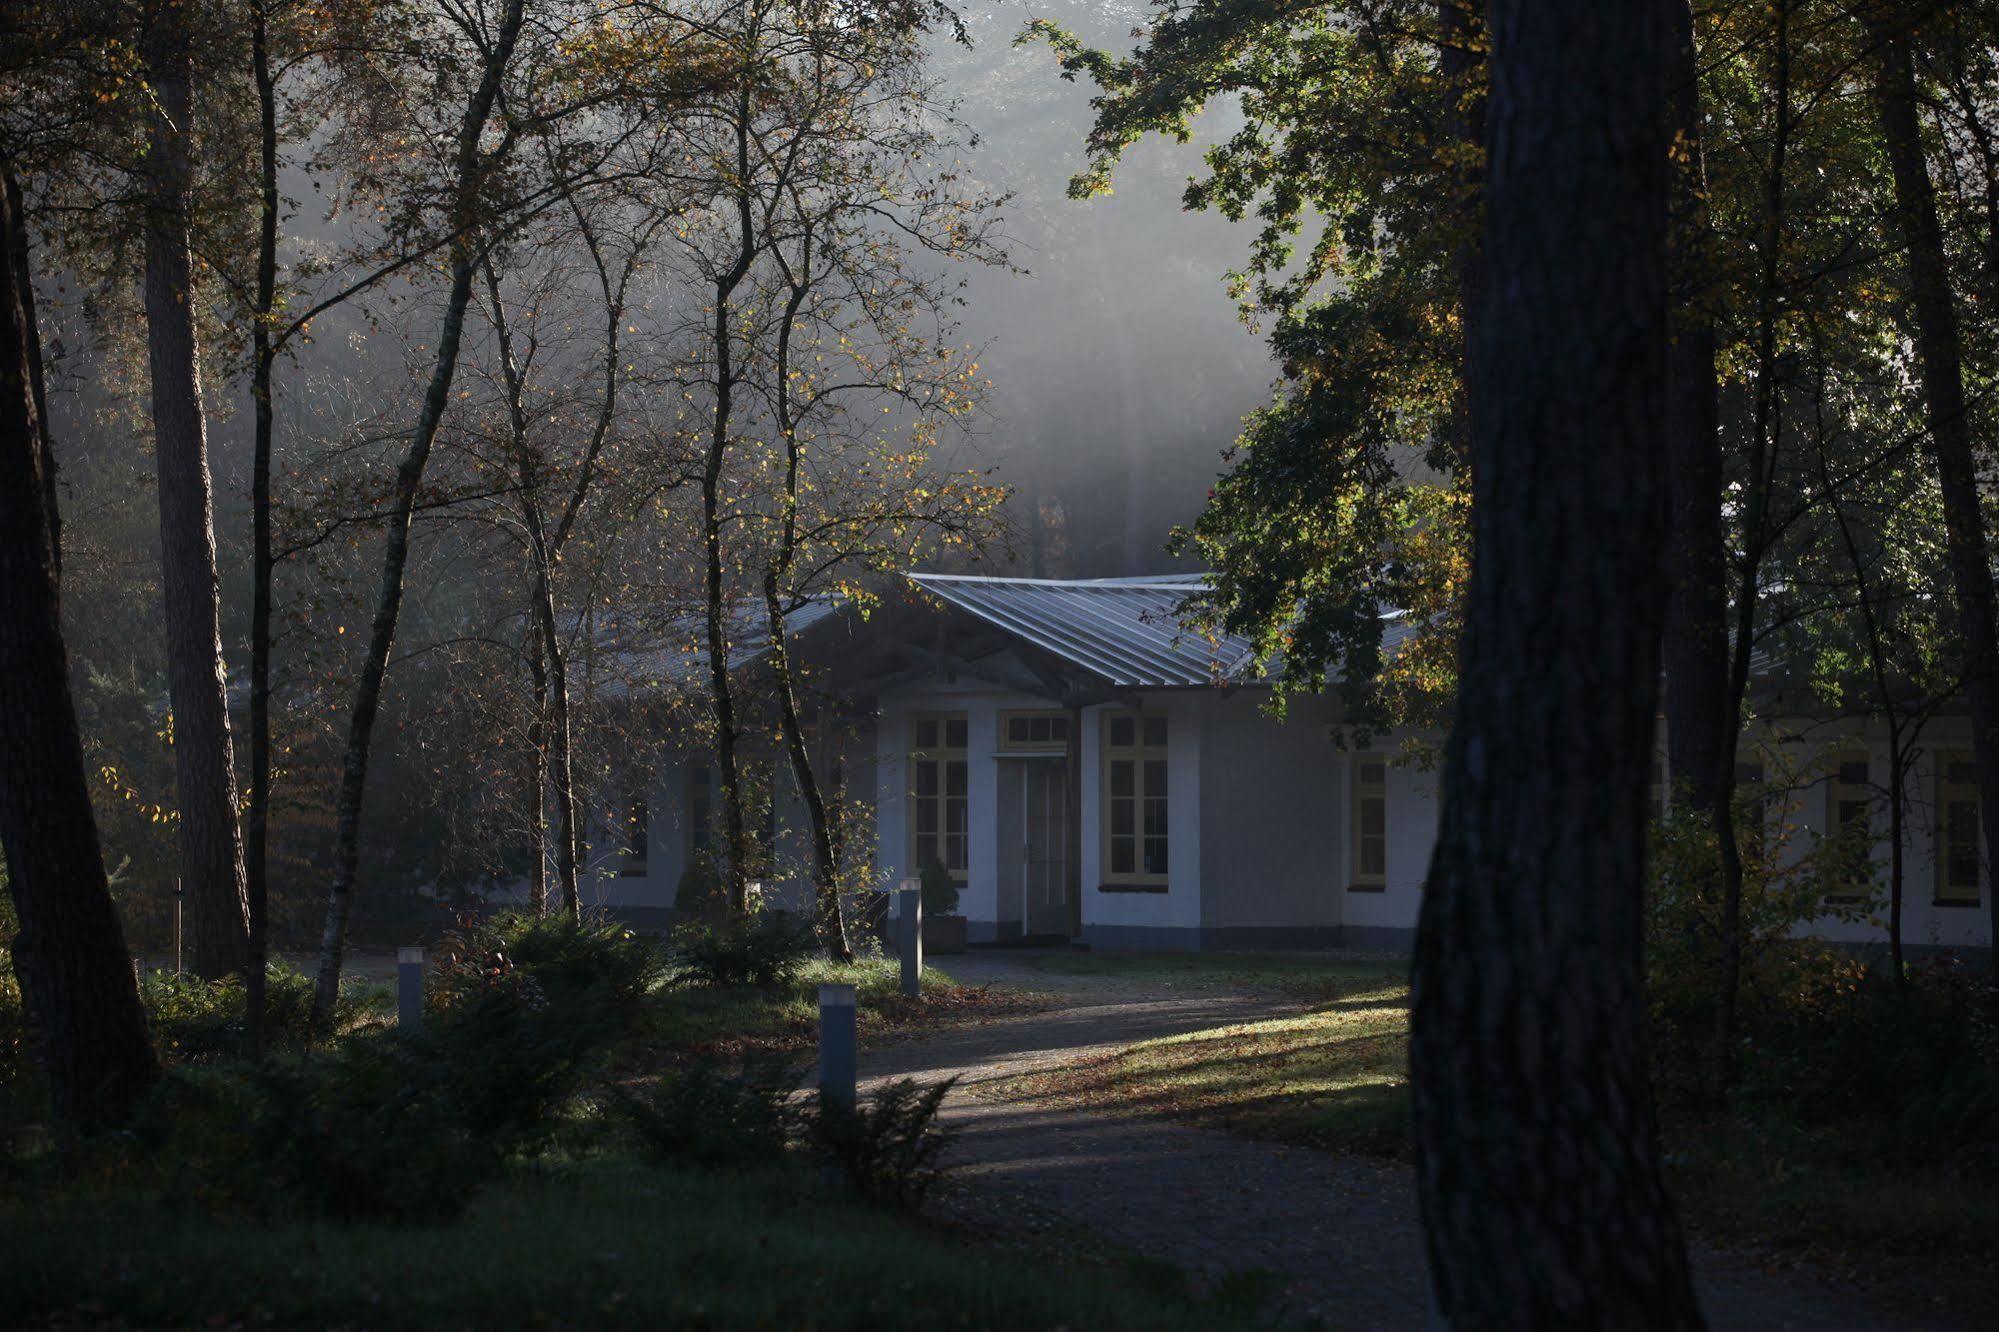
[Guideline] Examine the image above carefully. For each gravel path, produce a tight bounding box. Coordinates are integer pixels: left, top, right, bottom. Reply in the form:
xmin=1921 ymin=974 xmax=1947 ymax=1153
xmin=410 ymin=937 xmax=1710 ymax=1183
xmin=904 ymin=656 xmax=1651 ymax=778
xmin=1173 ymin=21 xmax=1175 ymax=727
xmin=861 ymin=951 xmax=1974 ymax=1332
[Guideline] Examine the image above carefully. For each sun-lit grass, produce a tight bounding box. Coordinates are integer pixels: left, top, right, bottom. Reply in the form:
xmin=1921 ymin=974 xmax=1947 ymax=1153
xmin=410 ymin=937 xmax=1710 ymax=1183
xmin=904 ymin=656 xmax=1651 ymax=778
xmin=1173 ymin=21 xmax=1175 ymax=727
xmin=1029 ymin=950 xmax=1406 ymax=1000
xmin=1003 ymin=971 xmax=1415 ymax=1155
xmin=1004 ymin=967 xmax=1999 ymax=1257
xmin=643 ymin=955 xmax=1043 ymax=1058
xmin=0 ymin=1156 xmax=1263 ymax=1330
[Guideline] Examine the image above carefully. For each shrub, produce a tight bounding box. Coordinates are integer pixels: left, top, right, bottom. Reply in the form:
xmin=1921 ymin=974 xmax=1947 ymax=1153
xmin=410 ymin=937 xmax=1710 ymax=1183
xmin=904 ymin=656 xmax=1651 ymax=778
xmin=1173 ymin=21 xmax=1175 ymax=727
xmin=429 ymin=911 xmax=665 ymax=1017
xmin=675 ymin=853 xmax=728 ymax=917
xmin=616 ymin=1056 xmax=797 ymax=1168
xmin=807 ymin=1076 xmax=957 ymax=1208
xmin=140 ymin=963 xmax=322 ymax=1063
xmin=919 ymin=858 xmax=959 ymax=918
xmin=671 ymin=911 xmax=816 ymax=989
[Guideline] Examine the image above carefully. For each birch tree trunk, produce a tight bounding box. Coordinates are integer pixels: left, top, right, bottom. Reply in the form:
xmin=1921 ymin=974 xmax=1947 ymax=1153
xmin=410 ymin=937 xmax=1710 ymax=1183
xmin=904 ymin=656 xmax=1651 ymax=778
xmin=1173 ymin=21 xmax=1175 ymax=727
xmin=311 ymin=0 xmax=529 ymax=1030
xmin=0 ymin=170 xmax=160 ymax=1128
xmin=1409 ymin=0 xmax=1704 ymax=1324
xmin=142 ymin=1 xmax=250 ymax=980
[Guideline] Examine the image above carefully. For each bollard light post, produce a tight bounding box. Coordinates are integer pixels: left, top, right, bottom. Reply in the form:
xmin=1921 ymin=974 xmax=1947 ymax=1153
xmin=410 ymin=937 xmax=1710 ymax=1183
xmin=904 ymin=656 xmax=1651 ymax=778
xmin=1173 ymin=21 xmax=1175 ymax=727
xmin=818 ymin=982 xmax=857 ymax=1112
xmin=397 ymin=947 xmax=425 ymax=1031
xmin=896 ymin=880 xmax=922 ymax=999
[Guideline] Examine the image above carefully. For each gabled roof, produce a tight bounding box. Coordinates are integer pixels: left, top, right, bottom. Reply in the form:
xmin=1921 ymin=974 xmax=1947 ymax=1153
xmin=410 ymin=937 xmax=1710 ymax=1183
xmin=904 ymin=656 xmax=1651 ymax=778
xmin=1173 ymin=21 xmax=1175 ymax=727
xmin=907 ymin=572 xmax=1257 ymax=688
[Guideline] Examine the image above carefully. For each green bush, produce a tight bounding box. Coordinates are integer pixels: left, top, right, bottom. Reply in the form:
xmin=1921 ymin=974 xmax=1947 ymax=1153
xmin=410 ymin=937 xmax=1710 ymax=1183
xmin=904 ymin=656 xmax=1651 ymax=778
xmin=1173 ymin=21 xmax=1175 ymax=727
xmin=674 ymin=852 xmax=728 ymax=917
xmin=808 ymin=1075 xmax=957 ymax=1208
xmin=919 ymin=857 xmax=959 ymax=917
xmin=671 ymin=911 xmax=816 ymax=989
xmin=615 ymin=1056 xmax=797 ymax=1168
xmin=1645 ymin=773 xmax=1874 ymax=1102
xmin=429 ymin=910 xmax=665 ymax=1016
xmin=139 ymin=963 xmax=323 ymax=1062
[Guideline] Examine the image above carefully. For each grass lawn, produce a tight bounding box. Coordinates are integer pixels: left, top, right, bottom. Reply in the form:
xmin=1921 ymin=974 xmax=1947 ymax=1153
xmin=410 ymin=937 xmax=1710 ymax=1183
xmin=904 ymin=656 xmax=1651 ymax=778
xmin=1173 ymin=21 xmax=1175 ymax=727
xmin=0 ymin=1156 xmax=1265 ymax=1330
xmin=1002 ymin=964 xmax=1999 ymax=1259
xmin=1028 ymin=950 xmax=1407 ymax=1001
xmin=643 ymin=956 xmax=1044 ymax=1059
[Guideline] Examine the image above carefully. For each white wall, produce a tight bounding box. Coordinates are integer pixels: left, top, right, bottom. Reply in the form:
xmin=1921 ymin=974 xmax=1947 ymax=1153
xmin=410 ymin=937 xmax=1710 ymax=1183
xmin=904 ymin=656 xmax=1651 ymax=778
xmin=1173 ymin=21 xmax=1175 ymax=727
xmin=1336 ymin=738 xmax=1441 ymax=939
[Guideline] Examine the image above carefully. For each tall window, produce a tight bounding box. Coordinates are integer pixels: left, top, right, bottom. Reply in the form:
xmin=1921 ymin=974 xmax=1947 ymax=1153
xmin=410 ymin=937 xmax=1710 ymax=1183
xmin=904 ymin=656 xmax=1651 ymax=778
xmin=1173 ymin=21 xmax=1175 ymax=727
xmin=1825 ymin=750 xmax=1873 ymax=903
xmin=1350 ymin=753 xmax=1388 ymax=892
xmin=686 ymin=765 xmax=711 ymax=856
xmin=1937 ymin=752 xmax=1982 ymax=907
xmin=1102 ymin=711 xmax=1168 ymax=884
xmin=910 ymin=713 xmax=968 ymax=879
xmin=620 ymin=788 xmax=649 ymax=877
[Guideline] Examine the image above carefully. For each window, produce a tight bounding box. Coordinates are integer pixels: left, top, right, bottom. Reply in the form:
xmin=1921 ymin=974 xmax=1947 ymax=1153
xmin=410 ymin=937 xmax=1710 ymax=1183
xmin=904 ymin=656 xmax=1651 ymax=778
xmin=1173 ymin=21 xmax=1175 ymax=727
xmin=1937 ymin=752 xmax=1983 ymax=907
xmin=620 ymin=788 xmax=649 ymax=877
xmin=1000 ymin=710 xmax=1071 ymax=752
xmin=1350 ymin=754 xmax=1388 ymax=892
xmin=686 ymin=765 xmax=711 ymax=856
xmin=910 ymin=713 xmax=968 ymax=879
xmin=1825 ymin=750 xmax=1873 ymax=903
xmin=1102 ymin=710 xmax=1168 ymax=884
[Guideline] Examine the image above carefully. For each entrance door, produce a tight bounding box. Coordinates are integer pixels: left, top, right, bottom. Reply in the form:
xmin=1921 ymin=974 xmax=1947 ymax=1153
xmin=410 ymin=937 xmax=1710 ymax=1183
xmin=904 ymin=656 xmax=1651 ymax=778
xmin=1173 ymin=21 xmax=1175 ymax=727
xmin=1021 ymin=761 xmax=1069 ymax=936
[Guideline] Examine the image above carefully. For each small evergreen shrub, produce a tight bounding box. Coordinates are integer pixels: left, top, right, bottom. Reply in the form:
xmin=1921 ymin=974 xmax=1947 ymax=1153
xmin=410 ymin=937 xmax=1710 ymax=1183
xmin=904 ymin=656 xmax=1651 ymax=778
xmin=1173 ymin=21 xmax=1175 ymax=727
xmin=429 ymin=911 xmax=665 ymax=1018
xmin=807 ymin=1076 xmax=957 ymax=1208
xmin=671 ymin=911 xmax=816 ymax=989
xmin=140 ymin=963 xmax=322 ymax=1062
xmin=919 ymin=858 xmax=959 ymax=918
xmin=615 ymin=1056 xmax=797 ymax=1168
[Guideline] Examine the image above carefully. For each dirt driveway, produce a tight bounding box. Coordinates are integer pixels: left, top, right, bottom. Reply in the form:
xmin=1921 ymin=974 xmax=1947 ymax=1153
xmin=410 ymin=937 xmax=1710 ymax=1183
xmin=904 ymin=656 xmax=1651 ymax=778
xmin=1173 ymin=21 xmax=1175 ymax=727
xmin=859 ymin=951 xmax=1975 ymax=1332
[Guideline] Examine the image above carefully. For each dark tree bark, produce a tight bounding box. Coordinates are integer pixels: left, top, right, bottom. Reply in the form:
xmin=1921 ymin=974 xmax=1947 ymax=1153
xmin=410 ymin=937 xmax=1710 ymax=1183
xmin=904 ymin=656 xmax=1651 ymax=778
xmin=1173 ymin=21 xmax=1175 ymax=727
xmin=1866 ymin=8 xmax=1999 ymax=959
xmin=142 ymin=0 xmax=251 ymax=980
xmin=1408 ymin=1 xmax=1704 ymax=1326
xmin=244 ymin=0 xmax=280 ymax=1060
xmin=700 ymin=91 xmax=761 ymax=918
xmin=526 ymin=634 xmax=551 ymax=917
xmin=0 ymin=170 xmax=160 ymax=1128
xmin=1662 ymin=0 xmax=1729 ymax=815
xmin=311 ymin=0 xmax=529 ymax=1029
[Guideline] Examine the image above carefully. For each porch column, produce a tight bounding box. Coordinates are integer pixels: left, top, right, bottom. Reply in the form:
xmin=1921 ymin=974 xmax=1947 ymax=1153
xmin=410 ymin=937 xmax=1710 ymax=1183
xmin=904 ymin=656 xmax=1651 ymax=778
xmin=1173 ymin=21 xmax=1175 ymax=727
xmin=1066 ymin=705 xmax=1084 ymax=938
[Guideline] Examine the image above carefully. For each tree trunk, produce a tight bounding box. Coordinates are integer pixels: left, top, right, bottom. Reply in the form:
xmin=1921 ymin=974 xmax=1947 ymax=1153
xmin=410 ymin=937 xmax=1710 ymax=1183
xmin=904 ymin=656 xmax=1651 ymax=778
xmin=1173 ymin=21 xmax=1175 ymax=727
xmin=311 ymin=0 xmax=529 ymax=1030
xmin=1408 ymin=1 xmax=1704 ymax=1325
xmin=765 ymin=577 xmax=851 ymax=961
xmin=142 ymin=2 xmax=251 ymax=981
xmin=245 ymin=0 xmax=280 ymax=1060
xmin=1662 ymin=0 xmax=1729 ymax=815
xmin=0 ymin=169 xmax=160 ymax=1128
xmin=1868 ymin=11 xmax=1999 ymax=960
xmin=527 ymin=634 xmax=550 ymax=916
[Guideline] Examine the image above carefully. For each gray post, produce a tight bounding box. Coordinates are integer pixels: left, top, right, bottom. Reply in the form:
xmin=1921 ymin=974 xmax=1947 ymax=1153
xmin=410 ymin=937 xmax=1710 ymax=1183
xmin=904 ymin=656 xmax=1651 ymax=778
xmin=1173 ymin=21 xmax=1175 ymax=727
xmin=818 ymin=982 xmax=857 ymax=1111
xmin=397 ymin=947 xmax=424 ymax=1031
xmin=897 ymin=882 xmax=922 ymax=998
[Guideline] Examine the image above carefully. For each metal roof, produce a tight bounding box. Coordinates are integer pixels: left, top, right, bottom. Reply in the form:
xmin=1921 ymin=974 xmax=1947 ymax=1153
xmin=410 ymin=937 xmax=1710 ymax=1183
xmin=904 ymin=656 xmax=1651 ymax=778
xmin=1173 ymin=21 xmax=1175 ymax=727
xmin=907 ymin=573 xmax=1258 ymax=688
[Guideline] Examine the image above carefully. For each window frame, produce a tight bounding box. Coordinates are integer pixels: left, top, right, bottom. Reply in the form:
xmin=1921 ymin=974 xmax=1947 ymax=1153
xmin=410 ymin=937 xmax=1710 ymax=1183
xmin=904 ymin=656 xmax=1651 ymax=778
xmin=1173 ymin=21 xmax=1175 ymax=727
xmin=1349 ymin=752 xmax=1389 ymax=893
xmin=1099 ymin=709 xmax=1170 ymax=888
xmin=1824 ymin=749 xmax=1874 ymax=904
xmin=998 ymin=709 xmax=1072 ymax=753
xmin=908 ymin=711 xmax=969 ymax=883
xmin=1936 ymin=750 xmax=1983 ymax=908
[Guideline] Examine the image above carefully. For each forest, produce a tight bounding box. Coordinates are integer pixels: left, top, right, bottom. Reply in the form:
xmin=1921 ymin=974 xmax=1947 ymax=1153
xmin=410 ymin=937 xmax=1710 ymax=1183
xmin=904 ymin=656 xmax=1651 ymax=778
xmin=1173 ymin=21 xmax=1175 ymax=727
xmin=2 ymin=0 xmax=1999 ymax=1328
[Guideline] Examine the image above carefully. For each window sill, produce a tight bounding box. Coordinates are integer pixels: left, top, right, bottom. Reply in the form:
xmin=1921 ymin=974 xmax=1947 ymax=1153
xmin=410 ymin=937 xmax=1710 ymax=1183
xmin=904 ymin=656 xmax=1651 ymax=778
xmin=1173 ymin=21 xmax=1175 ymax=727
xmin=619 ymin=867 xmax=649 ymax=879
xmin=1347 ymin=883 xmax=1386 ymax=894
xmin=1933 ymin=898 xmax=1983 ymax=909
xmin=1098 ymin=881 xmax=1168 ymax=894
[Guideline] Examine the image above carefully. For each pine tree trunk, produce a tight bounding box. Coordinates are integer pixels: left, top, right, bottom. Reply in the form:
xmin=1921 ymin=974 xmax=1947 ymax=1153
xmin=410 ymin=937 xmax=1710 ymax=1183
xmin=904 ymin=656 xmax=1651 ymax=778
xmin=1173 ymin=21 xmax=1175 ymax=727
xmin=311 ymin=0 xmax=529 ymax=1030
xmin=245 ymin=0 xmax=280 ymax=1060
xmin=1409 ymin=2 xmax=1704 ymax=1325
xmin=1662 ymin=0 xmax=1728 ymax=815
xmin=1868 ymin=12 xmax=1999 ymax=959
xmin=0 ymin=170 xmax=160 ymax=1128
xmin=142 ymin=3 xmax=251 ymax=981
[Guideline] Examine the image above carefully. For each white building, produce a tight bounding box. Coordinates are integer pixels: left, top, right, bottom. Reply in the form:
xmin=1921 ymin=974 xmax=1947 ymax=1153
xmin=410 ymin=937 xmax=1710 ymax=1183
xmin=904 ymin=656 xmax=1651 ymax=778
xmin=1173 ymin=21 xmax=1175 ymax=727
xmin=583 ymin=573 xmax=1993 ymax=954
